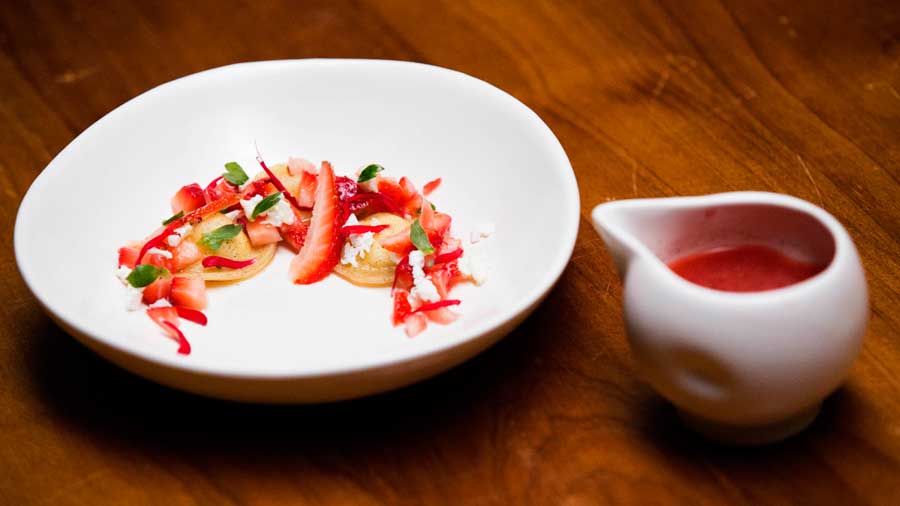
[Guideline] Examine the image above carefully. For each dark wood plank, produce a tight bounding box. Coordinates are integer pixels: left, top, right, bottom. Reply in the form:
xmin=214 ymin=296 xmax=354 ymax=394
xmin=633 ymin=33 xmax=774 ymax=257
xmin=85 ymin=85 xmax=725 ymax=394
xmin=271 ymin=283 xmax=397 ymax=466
xmin=1 ymin=0 xmax=899 ymax=504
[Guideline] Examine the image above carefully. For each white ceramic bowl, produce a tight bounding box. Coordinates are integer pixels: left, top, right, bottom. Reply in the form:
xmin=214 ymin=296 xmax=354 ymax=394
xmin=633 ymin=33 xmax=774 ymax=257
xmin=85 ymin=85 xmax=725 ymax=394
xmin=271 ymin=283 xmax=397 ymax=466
xmin=15 ymin=59 xmax=579 ymax=403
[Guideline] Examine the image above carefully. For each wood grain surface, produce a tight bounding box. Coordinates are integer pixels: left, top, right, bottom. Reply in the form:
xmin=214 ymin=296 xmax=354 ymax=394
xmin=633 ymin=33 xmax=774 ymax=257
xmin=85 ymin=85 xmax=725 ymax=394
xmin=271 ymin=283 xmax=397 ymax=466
xmin=2 ymin=1 xmax=900 ymax=504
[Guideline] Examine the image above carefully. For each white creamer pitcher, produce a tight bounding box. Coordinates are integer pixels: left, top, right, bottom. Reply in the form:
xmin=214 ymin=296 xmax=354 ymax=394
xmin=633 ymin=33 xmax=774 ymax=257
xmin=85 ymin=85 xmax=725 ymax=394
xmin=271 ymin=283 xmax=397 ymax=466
xmin=592 ymin=192 xmax=868 ymax=444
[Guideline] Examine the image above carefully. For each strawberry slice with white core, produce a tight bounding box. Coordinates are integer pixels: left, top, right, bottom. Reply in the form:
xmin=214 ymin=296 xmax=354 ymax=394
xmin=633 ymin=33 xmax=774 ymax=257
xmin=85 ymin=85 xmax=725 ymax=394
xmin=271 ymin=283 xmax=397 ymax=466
xmin=170 ymin=276 xmax=207 ymax=310
xmin=403 ymin=313 xmax=428 ymax=337
xmin=289 ymin=161 xmax=341 ymax=284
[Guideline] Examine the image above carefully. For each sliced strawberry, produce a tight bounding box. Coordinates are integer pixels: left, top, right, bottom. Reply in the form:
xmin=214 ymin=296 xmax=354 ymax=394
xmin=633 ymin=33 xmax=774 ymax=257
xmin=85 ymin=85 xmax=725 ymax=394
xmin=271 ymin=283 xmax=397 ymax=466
xmin=297 ymin=170 xmax=318 ymax=208
xmin=245 ymin=220 xmax=282 ymax=247
xmin=423 ymin=178 xmax=442 ymax=196
xmin=143 ymin=252 xmax=171 ymax=270
xmin=392 ymin=255 xmax=414 ymax=294
xmin=433 ymin=248 xmax=463 ymax=265
xmin=403 ymin=313 xmax=428 ymax=337
xmin=429 ymin=264 xmax=452 ymax=300
xmin=171 ymin=183 xmax=207 ymax=214
xmin=404 ymin=194 xmax=423 ymax=217
xmin=170 ymin=276 xmax=207 ymax=310
xmin=377 ymin=178 xmax=407 ymax=210
xmin=142 ymin=277 xmax=172 ymax=305
xmin=204 ymin=176 xmax=239 ymax=202
xmin=392 ymin=289 xmax=413 ymax=326
xmin=419 ymin=196 xmax=436 ymax=229
xmin=147 ymin=306 xmax=179 ymax=328
xmin=118 ymin=244 xmax=140 ymax=268
xmin=175 ymin=307 xmax=207 ymax=326
xmin=288 ymin=157 xmax=317 ymax=175
xmin=424 ymin=306 xmax=459 ymax=325
xmin=399 ymin=177 xmax=418 ymax=200
xmin=335 ymin=176 xmax=358 ymax=202
xmin=280 ymin=219 xmax=309 ymax=252
xmin=380 ymin=226 xmax=414 ymax=255
xmin=289 ymin=161 xmax=341 ymax=284
xmin=171 ymin=240 xmax=202 ymax=271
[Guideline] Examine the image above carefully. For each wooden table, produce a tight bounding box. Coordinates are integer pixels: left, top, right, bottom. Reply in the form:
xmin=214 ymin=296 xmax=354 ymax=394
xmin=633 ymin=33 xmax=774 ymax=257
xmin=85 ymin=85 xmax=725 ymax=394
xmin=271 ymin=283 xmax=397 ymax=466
xmin=2 ymin=1 xmax=899 ymax=504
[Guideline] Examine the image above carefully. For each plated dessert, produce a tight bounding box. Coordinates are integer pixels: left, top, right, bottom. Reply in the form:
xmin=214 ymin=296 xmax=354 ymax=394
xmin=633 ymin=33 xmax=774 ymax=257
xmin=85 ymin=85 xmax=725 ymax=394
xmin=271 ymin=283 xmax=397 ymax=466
xmin=116 ymin=154 xmax=490 ymax=354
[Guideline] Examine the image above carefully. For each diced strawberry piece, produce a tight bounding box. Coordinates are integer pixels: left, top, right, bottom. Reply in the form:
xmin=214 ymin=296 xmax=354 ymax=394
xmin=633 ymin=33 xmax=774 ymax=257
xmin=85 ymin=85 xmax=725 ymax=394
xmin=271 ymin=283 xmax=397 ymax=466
xmin=423 ymin=178 xmax=442 ymax=196
xmin=289 ymin=161 xmax=341 ymax=284
xmin=245 ymin=220 xmax=282 ymax=247
xmin=143 ymin=252 xmax=171 ymax=270
xmin=379 ymin=226 xmax=414 ymax=255
xmin=118 ymin=244 xmax=140 ymax=268
xmin=427 ymin=213 xmax=452 ymax=247
xmin=280 ymin=218 xmax=309 ymax=252
xmin=142 ymin=277 xmax=172 ymax=305
xmin=392 ymin=289 xmax=413 ymax=326
xmin=425 ymin=306 xmax=459 ymax=325
xmin=335 ymin=176 xmax=358 ymax=202
xmin=171 ymin=240 xmax=201 ymax=271
xmin=404 ymin=194 xmax=423 ymax=217
xmin=147 ymin=306 xmax=180 ymax=330
xmin=297 ymin=171 xmax=318 ymax=208
xmin=171 ymin=183 xmax=207 ymax=214
xmin=438 ymin=237 xmax=462 ymax=255
xmin=377 ymin=178 xmax=407 ymax=210
xmin=392 ymin=255 xmax=414 ymax=293
xmin=419 ymin=196 xmax=436 ymax=229
xmin=399 ymin=177 xmax=418 ymax=200
xmin=170 ymin=276 xmax=207 ymax=310
xmin=205 ymin=176 xmax=238 ymax=202
xmin=403 ymin=313 xmax=428 ymax=337
xmin=429 ymin=265 xmax=452 ymax=300
xmin=175 ymin=307 xmax=207 ymax=325
xmin=288 ymin=157 xmax=317 ymax=175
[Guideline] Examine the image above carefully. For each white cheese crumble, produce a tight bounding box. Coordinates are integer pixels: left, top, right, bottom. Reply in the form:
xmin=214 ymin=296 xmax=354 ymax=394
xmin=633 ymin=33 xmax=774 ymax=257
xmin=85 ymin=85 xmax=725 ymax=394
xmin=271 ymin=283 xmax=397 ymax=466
xmin=166 ymin=223 xmax=193 ymax=247
xmin=262 ymin=197 xmax=296 ymax=227
xmin=340 ymin=214 xmax=375 ymax=267
xmin=146 ymin=247 xmax=173 ymax=259
xmin=408 ymin=250 xmax=440 ymax=304
xmin=148 ymin=299 xmax=172 ymax=308
xmin=116 ymin=265 xmax=132 ymax=285
xmin=125 ymin=286 xmax=144 ymax=311
xmin=224 ymin=210 xmax=242 ymax=221
xmin=470 ymin=222 xmax=495 ymax=243
xmin=240 ymin=194 xmax=264 ymax=217
xmin=459 ymin=234 xmax=491 ymax=285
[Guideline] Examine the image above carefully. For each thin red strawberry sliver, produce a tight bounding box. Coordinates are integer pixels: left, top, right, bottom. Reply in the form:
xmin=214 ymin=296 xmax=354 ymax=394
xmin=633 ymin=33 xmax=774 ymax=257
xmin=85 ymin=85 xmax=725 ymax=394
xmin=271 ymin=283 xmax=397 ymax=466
xmin=162 ymin=321 xmax=191 ymax=355
xmin=342 ymin=224 xmax=389 ymax=236
xmin=202 ymin=256 xmax=256 ymax=269
xmin=423 ymin=177 xmax=442 ymax=195
xmin=256 ymin=155 xmax=307 ymax=212
xmin=413 ymin=299 xmax=461 ymax=313
xmin=433 ymin=248 xmax=463 ymax=264
xmin=175 ymin=307 xmax=208 ymax=326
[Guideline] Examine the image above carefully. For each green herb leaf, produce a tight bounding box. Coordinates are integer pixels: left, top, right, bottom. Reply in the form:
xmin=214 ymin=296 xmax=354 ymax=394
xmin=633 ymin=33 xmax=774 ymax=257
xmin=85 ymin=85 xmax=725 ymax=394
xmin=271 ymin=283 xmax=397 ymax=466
xmin=223 ymin=162 xmax=249 ymax=186
xmin=199 ymin=224 xmax=243 ymax=250
xmin=357 ymin=164 xmax=384 ymax=183
xmin=251 ymin=192 xmax=282 ymax=220
xmin=162 ymin=211 xmax=184 ymax=226
xmin=430 ymin=202 xmax=436 ymax=211
xmin=127 ymin=264 xmax=165 ymax=288
xmin=410 ymin=219 xmax=435 ymax=254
